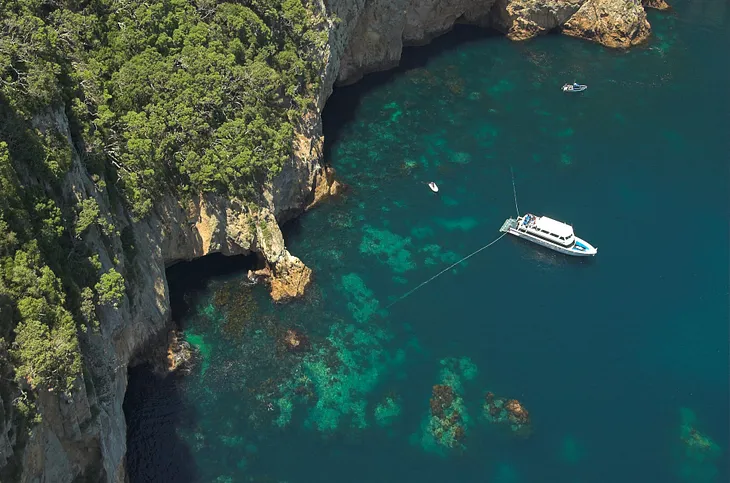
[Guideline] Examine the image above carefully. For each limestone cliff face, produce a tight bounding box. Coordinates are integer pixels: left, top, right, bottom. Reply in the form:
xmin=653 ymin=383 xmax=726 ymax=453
xmin=4 ymin=0 xmax=666 ymax=481
xmin=328 ymin=0 xmax=496 ymax=86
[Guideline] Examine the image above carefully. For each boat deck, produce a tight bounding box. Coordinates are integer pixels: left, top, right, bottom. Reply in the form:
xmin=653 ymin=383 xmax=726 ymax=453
xmin=500 ymin=218 xmax=518 ymax=233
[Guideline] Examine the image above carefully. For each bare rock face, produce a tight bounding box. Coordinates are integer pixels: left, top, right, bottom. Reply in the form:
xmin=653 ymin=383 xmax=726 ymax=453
xmin=562 ymin=0 xmax=652 ymax=48
xmin=270 ymin=257 xmax=313 ymax=302
xmin=337 ymin=0 xmax=407 ymax=84
xmin=490 ymin=0 xmax=584 ymax=40
xmin=271 ymin=111 xmax=327 ymax=222
xmin=335 ymin=0 xmax=498 ymax=85
xmin=307 ymin=165 xmax=345 ymax=210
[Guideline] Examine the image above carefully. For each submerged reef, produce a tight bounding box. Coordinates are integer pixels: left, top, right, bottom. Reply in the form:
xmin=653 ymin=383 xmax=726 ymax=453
xmin=417 ymin=357 xmax=478 ymax=454
xmin=374 ymin=394 xmax=402 ymax=428
xmin=483 ymin=392 xmax=532 ymax=437
xmin=427 ymin=384 xmax=466 ymax=449
xmin=261 ymin=273 xmax=410 ymax=434
xmin=678 ymin=408 xmax=722 ymax=482
xmin=279 ymin=328 xmax=310 ymax=354
xmin=360 ymin=225 xmax=416 ymax=274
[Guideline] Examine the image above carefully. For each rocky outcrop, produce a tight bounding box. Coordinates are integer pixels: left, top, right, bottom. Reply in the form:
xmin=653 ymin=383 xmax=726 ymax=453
xmin=562 ymin=0 xmax=651 ymax=48
xmin=490 ymin=0 xmax=584 ymax=41
xmin=643 ymin=0 xmax=670 ymax=10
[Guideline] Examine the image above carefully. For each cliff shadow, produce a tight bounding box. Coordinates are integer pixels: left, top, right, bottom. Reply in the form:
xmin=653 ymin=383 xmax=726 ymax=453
xmin=124 ymin=365 xmax=199 ymax=483
xmin=124 ymin=253 xmax=260 ymax=482
xmin=166 ymin=253 xmax=261 ymax=324
xmin=322 ymin=24 xmax=500 ymax=161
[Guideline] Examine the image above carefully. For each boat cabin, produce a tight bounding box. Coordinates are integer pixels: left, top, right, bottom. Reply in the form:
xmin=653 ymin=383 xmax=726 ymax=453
xmin=520 ymin=214 xmax=575 ymax=247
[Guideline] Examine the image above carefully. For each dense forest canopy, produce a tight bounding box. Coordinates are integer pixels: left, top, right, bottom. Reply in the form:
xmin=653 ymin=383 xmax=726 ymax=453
xmin=0 ymin=0 xmax=327 ymax=433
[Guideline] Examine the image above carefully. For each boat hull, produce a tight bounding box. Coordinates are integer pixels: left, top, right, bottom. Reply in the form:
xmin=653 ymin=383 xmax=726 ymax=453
xmin=507 ymin=228 xmax=597 ymax=257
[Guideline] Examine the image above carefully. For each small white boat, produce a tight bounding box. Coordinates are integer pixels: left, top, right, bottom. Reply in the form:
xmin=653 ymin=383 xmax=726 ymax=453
xmin=500 ymin=213 xmax=597 ymax=256
xmin=562 ymin=83 xmax=587 ymax=92
xmin=428 ymin=182 xmax=439 ymax=193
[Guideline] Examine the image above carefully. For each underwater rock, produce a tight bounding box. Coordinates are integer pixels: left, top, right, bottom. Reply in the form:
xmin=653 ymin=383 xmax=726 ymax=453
xmin=211 ymin=281 xmax=260 ymax=339
xmin=562 ymin=0 xmax=651 ymax=48
xmin=430 ymin=385 xmax=456 ymax=419
xmin=418 ymin=357 xmax=478 ymax=453
xmin=682 ymin=427 xmax=716 ymax=453
xmin=374 ymin=394 xmax=402 ymax=427
xmin=483 ymin=392 xmax=532 ymax=437
xmin=281 ymin=328 xmax=310 ymax=353
xmin=678 ymin=407 xmax=721 ymax=482
xmin=427 ymin=384 xmax=466 ymax=449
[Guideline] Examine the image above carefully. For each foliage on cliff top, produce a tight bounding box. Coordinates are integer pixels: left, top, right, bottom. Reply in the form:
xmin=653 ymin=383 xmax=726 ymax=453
xmin=2 ymin=0 xmax=328 ymax=217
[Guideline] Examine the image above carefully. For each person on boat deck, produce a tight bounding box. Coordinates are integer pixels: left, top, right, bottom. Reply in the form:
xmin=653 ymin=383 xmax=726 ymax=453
xmin=573 ymin=82 xmax=579 ymax=88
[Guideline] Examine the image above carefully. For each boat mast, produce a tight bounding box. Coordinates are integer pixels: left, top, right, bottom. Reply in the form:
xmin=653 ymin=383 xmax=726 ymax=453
xmin=510 ymin=166 xmax=520 ymax=217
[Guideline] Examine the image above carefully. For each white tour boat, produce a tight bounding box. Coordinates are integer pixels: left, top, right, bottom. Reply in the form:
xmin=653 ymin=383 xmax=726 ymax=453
xmin=500 ymin=213 xmax=597 ymax=256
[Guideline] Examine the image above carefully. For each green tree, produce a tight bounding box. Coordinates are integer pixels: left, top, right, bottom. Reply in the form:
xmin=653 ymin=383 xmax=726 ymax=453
xmin=75 ymin=198 xmax=100 ymax=237
xmin=95 ymin=268 xmax=124 ymax=308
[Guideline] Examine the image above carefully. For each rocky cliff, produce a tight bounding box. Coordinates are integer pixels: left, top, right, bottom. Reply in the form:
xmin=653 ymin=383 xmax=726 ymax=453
xmin=2 ymin=0 xmax=664 ymax=481
xmin=327 ymin=0 xmax=662 ymax=87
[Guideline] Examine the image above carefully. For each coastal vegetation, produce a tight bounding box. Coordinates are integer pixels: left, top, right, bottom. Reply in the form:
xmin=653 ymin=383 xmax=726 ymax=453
xmin=0 ymin=0 xmax=326 ymax=432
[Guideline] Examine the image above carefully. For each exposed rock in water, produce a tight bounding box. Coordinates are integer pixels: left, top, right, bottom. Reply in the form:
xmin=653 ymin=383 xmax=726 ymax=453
xmin=483 ymin=391 xmax=532 ymax=437
xmin=643 ymin=0 xmax=671 ymax=10
xmin=166 ymin=331 xmax=196 ymax=374
xmin=490 ymin=0 xmax=584 ymax=41
xmin=127 ymin=330 xmax=196 ymax=378
xmin=270 ymin=258 xmax=313 ymax=302
xmin=562 ymin=0 xmax=652 ymax=48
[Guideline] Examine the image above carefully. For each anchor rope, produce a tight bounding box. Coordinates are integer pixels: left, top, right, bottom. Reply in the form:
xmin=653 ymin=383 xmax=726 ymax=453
xmin=385 ymin=232 xmax=507 ymax=310
xmin=511 ymin=166 xmax=519 ymax=217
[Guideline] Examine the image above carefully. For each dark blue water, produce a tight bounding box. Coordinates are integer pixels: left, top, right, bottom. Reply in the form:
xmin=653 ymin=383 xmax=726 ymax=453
xmin=125 ymin=2 xmax=729 ymax=482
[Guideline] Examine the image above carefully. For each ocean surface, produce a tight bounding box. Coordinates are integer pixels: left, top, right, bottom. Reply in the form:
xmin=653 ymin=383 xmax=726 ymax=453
xmin=124 ymin=2 xmax=729 ymax=482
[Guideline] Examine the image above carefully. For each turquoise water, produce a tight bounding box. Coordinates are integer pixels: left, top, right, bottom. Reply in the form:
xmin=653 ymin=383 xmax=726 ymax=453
xmin=125 ymin=2 xmax=729 ymax=482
